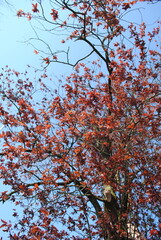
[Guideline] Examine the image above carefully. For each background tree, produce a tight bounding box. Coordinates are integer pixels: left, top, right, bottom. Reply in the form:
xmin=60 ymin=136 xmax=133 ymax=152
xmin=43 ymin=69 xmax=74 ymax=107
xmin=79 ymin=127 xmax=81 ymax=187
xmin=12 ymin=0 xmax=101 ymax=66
xmin=0 ymin=0 xmax=161 ymax=239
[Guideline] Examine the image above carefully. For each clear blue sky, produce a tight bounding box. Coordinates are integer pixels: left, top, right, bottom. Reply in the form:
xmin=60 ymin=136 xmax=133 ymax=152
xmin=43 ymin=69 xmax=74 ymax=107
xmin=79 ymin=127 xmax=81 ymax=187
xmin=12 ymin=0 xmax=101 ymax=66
xmin=0 ymin=1 xmax=38 ymax=69
xmin=0 ymin=0 xmax=160 ymax=239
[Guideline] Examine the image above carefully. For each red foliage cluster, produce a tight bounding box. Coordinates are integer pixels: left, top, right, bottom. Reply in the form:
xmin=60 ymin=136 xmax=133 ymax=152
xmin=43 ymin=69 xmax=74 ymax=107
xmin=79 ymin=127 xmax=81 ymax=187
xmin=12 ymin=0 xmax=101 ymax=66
xmin=1 ymin=0 xmax=161 ymax=239
xmin=50 ymin=9 xmax=59 ymax=21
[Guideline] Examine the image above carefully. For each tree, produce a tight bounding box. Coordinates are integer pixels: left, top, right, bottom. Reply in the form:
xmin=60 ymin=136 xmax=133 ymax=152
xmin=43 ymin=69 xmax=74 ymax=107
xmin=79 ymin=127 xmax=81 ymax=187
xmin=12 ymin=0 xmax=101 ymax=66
xmin=0 ymin=0 xmax=161 ymax=239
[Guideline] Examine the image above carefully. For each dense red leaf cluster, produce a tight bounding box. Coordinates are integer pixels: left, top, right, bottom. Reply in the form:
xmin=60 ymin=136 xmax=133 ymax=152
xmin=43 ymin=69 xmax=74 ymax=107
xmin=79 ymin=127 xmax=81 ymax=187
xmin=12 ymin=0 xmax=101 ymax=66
xmin=0 ymin=0 xmax=161 ymax=239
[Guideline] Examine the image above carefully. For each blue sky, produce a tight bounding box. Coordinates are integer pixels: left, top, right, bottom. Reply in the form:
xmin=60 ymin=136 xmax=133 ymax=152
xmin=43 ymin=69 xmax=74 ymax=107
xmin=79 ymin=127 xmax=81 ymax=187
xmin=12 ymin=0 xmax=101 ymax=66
xmin=0 ymin=1 xmax=37 ymax=69
xmin=0 ymin=0 xmax=160 ymax=238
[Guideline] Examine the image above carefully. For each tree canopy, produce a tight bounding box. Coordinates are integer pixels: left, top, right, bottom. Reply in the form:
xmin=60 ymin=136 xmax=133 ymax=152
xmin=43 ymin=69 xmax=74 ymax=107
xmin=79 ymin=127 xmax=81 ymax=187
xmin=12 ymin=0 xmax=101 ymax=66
xmin=0 ymin=0 xmax=161 ymax=239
